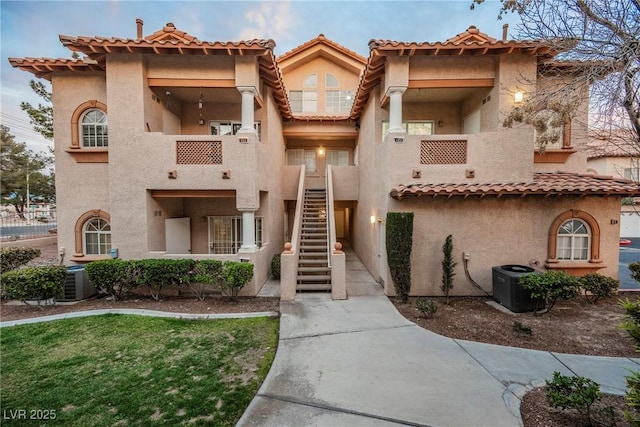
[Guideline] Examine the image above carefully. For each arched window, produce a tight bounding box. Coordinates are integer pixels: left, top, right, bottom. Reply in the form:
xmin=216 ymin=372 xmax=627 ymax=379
xmin=84 ymin=218 xmax=111 ymax=255
xmin=547 ymin=209 xmax=601 ymax=266
xmin=72 ymin=209 xmax=111 ymax=260
xmin=81 ymin=109 xmax=108 ymax=147
xmin=326 ymin=73 xmax=339 ymax=87
xmin=303 ymin=73 xmax=317 ymax=87
xmin=556 ymin=219 xmax=590 ymax=261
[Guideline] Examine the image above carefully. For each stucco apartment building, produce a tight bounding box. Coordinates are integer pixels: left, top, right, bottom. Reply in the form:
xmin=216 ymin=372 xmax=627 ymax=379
xmin=10 ymin=20 xmax=640 ymax=299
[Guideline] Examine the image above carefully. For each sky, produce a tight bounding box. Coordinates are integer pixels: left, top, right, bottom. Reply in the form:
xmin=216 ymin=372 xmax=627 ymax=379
xmin=0 ymin=0 xmax=521 ymax=154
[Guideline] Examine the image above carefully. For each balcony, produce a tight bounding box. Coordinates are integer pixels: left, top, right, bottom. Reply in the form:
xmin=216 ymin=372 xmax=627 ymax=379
xmin=382 ymin=127 xmax=535 ymax=185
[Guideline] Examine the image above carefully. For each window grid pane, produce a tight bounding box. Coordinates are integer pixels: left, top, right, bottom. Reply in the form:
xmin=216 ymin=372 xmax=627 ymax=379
xmin=81 ymin=109 xmax=108 ymax=148
xmin=84 ymin=218 xmax=111 ymax=255
xmin=556 ymin=219 xmax=590 ymax=261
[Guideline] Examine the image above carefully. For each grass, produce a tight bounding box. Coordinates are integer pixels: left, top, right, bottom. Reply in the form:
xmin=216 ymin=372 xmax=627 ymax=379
xmin=0 ymin=314 xmax=279 ymax=426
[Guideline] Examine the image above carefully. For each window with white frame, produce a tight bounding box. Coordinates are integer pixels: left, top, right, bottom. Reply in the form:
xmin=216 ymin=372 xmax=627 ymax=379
xmin=207 ymin=216 xmax=263 ymax=255
xmin=289 ymin=91 xmax=317 ymax=113
xmin=84 ymin=218 xmax=111 ymax=255
xmin=382 ymin=121 xmax=434 ymax=136
xmin=81 ymin=109 xmax=108 ymax=147
xmin=326 ymin=73 xmax=339 ymax=87
xmin=286 ymin=149 xmax=317 ymax=173
xmin=326 ymin=90 xmax=354 ymax=113
xmin=556 ymin=219 xmax=590 ymax=261
xmin=624 ymin=167 xmax=640 ymax=181
xmin=304 ymin=74 xmax=318 ymax=87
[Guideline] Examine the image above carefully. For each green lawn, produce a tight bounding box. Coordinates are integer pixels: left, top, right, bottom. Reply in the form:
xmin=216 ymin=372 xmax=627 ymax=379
xmin=0 ymin=314 xmax=279 ymax=426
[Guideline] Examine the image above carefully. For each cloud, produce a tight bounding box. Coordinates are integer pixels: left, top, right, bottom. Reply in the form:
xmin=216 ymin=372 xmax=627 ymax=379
xmin=237 ymin=1 xmax=296 ymax=41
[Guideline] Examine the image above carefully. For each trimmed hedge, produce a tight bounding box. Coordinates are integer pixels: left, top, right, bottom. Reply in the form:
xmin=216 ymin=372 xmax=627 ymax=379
xmin=1 ymin=247 xmax=41 ymax=272
xmin=1 ymin=265 xmax=66 ymax=304
xmin=578 ymin=273 xmax=619 ymax=304
xmin=85 ymin=259 xmax=141 ymax=301
xmin=221 ymin=261 xmax=254 ymax=300
xmin=386 ymin=212 xmax=414 ymax=303
xmin=519 ymin=270 xmax=580 ymax=314
xmin=86 ymin=258 xmax=253 ymax=301
xmin=136 ymin=259 xmax=195 ymax=300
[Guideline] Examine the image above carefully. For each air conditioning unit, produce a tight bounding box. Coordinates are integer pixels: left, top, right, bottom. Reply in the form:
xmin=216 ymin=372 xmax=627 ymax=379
xmin=58 ymin=266 xmax=96 ymax=302
xmin=492 ymin=265 xmax=540 ymax=313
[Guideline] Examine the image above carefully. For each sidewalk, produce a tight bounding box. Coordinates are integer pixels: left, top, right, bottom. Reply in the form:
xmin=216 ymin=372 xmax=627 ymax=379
xmin=239 ymin=249 xmax=640 ymax=426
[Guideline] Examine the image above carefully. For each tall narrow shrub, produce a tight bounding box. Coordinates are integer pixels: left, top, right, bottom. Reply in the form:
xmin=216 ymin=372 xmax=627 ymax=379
xmin=441 ymin=234 xmax=457 ymax=304
xmin=386 ymin=212 xmax=414 ymax=303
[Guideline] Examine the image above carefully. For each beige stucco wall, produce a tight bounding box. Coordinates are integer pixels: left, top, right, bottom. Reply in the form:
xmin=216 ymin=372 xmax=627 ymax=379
xmin=51 ymin=72 xmax=110 ymax=261
xmin=381 ymin=195 xmax=623 ymax=297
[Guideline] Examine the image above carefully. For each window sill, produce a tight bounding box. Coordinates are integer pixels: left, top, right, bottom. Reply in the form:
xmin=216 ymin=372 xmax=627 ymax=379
xmin=544 ymin=261 xmax=606 ymax=276
xmin=66 ymin=148 xmax=108 ymax=163
xmin=70 ymin=255 xmax=112 ymax=263
xmin=534 ymin=149 xmax=576 ymax=164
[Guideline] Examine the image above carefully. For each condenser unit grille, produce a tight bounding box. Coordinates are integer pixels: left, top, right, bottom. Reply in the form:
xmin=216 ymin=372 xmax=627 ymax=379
xmin=63 ymin=273 xmax=78 ymax=300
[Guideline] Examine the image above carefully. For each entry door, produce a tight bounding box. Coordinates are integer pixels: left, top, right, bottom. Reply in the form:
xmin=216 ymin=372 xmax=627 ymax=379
xmin=165 ymin=217 xmax=191 ymax=254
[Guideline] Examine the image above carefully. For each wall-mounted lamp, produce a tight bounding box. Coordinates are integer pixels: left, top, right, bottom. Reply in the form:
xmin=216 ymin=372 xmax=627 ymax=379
xmin=438 ymin=120 xmax=444 ymax=127
xmin=370 ymin=215 xmax=376 ymax=224
xmin=514 ymin=91 xmax=524 ymax=104
xmin=199 ymin=114 xmax=205 ymax=126
xmin=198 ymin=92 xmax=203 ymax=109
xmin=318 ymin=148 xmax=325 ymax=156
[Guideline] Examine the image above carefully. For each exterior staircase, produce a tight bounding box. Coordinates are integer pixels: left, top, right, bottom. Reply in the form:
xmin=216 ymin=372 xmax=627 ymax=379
xmin=297 ymin=188 xmax=331 ymax=292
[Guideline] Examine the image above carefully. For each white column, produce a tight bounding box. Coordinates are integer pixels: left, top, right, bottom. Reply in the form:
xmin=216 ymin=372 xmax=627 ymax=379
xmin=239 ymin=209 xmax=257 ymax=252
xmin=387 ymin=87 xmax=406 ymax=132
xmin=237 ymin=87 xmax=256 ymax=134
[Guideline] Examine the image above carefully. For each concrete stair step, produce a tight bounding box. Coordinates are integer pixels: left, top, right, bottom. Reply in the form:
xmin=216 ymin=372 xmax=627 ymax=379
xmin=298 ymin=266 xmax=331 ymax=273
xmin=296 ymin=284 xmax=332 ymax=292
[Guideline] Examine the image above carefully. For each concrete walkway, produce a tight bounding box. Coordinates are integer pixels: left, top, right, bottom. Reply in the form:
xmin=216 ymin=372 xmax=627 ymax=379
xmin=239 ymin=249 xmax=640 ymax=427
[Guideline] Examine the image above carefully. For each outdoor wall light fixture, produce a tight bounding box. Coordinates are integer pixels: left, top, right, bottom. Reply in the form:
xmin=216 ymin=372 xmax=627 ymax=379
xmin=318 ymin=148 xmax=325 ymax=156
xmin=514 ymin=91 xmax=524 ymax=103
xmin=370 ymin=215 xmax=376 ymax=224
xmin=198 ymin=92 xmax=203 ymax=109
xmin=199 ymin=114 xmax=205 ymax=126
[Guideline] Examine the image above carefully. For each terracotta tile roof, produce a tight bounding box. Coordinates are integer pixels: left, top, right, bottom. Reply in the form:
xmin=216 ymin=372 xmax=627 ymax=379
xmin=10 ymin=22 xmax=292 ymax=120
xmin=351 ymin=26 xmax=560 ymax=120
xmin=7 ymin=57 xmax=104 ymax=80
xmin=390 ymin=172 xmax=640 ymax=199
xmin=277 ymin=34 xmax=366 ymax=64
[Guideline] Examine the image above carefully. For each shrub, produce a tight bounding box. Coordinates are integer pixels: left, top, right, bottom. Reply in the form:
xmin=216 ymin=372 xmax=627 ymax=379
xmin=86 ymin=259 xmax=140 ymax=301
xmin=271 ymin=253 xmax=281 ymax=279
xmin=625 ymin=371 xmax=640 ymax=425
xmin=0 ymin=247 xmax=41 ymax=272
xmin=188 ymin=260 xmax=224 ymax=301
xmin=136 ymin=259 xmax=195 ymax=300
xmin=545 ymin=371 xmax=602 ymax=420
xmin=415 ymin=297 xmax=438 ymax=318
xmin=220 ymin=261 xmax=254 ymax=300
xmin=1 ymin=265 xmax=66 ymax=304
xmin=386 ymin=212 xmax=414 ymax=303
xmin=620 ymin=298 xmax=640 ymax=348
xmin=630 ymin=262 xmax=640 ymax=284
xmin=441 ymin=234 xmax=457 ymax=304
xmin=519 ymin=270 xmax=580 ymax=315
xmin=579 ymin=273 xmax=619 ymax=304
xmin=512 ymin=320 xmax=532 ymax=335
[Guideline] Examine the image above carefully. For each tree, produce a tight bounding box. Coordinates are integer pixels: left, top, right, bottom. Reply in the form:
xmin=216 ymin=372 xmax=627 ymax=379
xmin=20 ymin=80 xmax=53 ymax=140
xmin=441 ymin=234 xmax=457 ymax=304
xmin=0 ymin=125 xmax=53 ymax=218
xmin=472 ymin=0 xmax=640 ymax=155
xmin=386 ymin=212 xmax=414 ymax=303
